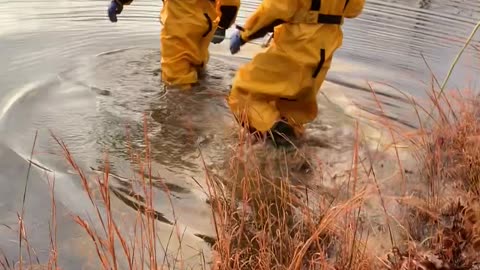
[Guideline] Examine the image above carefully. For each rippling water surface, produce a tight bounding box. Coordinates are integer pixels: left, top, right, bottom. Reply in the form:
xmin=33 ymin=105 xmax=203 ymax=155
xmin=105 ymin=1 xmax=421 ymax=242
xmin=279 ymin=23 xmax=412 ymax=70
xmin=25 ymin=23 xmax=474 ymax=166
xmin=0 ymin=0 xmax=479 ymax=268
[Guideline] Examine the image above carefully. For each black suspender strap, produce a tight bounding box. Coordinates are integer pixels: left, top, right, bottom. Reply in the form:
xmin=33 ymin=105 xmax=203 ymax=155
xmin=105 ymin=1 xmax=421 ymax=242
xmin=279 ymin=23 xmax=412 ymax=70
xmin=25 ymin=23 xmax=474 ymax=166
xmin=310 ymin=0 xmax=321 ymax=11
xmin=202 ymin=13 xmax=213 ymax=37
xmin=312 ymin=49 xmax=326 ymax=78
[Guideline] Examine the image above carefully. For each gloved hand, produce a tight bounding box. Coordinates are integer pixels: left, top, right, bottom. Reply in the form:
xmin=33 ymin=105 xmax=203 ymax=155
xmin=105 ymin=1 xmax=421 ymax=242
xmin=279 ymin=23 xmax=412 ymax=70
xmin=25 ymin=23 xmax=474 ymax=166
xmin=211 ymin=27 xmax=226 ymax=44
xmin=108 ymin=0 xmax=123 ymax=23
xmin=230 ymin=29 xmax=244 ymax=54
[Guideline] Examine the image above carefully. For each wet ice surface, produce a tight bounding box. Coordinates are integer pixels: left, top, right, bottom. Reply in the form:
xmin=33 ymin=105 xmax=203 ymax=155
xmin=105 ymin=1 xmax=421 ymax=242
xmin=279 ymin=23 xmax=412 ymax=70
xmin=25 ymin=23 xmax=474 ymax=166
xmin=0 ymin=0 xmax=480 ymax=268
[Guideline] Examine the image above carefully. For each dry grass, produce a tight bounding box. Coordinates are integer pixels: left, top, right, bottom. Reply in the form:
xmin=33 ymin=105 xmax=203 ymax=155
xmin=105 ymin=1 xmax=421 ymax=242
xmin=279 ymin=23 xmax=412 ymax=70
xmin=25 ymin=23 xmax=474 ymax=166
xmin=204 ymin=133 xmax=373 ymax=270
xmin=389 ymin=88 xmax=480 ymax=270
xmin=52 ymin=116 xmax=211 ymax=270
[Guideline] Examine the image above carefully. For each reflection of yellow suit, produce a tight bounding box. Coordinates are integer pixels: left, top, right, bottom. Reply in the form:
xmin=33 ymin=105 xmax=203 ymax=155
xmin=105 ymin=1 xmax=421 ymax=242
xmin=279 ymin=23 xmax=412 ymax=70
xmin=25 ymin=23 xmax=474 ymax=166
xmin=122 ymin=0 xmax=240 ymax=88
xmin=228 ymin=0 xmax=365 ymax=133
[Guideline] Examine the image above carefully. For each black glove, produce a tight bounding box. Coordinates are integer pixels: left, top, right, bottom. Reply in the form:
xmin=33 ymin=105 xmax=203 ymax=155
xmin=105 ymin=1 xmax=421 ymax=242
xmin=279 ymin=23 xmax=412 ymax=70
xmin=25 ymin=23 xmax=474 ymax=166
xmin=108 ymin=0 xmax=123 ymax=22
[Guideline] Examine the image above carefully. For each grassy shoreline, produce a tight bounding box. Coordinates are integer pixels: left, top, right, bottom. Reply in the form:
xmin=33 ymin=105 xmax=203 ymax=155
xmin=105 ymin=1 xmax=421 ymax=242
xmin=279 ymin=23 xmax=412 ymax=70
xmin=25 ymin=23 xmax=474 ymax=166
xmin=3 ymin=84 xmax=479 ymax=270
xmin=3 ymin=21 xmax=480 ymax=270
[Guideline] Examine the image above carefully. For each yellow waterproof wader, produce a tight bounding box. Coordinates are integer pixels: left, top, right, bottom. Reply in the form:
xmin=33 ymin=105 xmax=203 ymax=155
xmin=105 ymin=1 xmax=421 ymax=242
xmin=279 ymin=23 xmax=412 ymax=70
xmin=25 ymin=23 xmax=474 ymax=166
xmin=160 ymin=0 xmax=240 ymax=88
xmin=228 ymin=0 xmax=365 ymax=132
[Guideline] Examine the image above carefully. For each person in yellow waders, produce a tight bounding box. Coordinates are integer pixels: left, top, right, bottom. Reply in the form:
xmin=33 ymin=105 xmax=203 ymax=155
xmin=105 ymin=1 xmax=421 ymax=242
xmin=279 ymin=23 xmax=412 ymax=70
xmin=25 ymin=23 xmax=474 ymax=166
xmin=107 ymin=0 xmax=240 ymax=89
xmin=228 ymin=0 xmax=365 ymax=146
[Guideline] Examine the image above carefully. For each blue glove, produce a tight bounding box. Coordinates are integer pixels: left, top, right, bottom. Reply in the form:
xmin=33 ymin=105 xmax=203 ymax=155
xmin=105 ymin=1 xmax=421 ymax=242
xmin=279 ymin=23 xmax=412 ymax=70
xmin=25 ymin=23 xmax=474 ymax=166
xmin=108 ymin=1 xmax=123 ymax=23
xmin=230 ymin=30 xmax=244 ymax=55
xmin=211 ymin=28 xmax=226 ymax=44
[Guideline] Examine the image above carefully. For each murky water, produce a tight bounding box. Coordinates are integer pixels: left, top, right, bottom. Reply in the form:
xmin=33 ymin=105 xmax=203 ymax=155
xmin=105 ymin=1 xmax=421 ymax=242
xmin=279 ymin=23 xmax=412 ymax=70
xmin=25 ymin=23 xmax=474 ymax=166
xmin=0 ymin=0 xmax=479 ymax=268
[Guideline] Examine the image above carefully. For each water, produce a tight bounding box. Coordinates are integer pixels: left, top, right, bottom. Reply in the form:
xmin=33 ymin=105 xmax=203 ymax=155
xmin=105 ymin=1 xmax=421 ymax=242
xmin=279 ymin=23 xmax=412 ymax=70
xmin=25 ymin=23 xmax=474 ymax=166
xmin=0 ymin=0 xmax=479 ymax=268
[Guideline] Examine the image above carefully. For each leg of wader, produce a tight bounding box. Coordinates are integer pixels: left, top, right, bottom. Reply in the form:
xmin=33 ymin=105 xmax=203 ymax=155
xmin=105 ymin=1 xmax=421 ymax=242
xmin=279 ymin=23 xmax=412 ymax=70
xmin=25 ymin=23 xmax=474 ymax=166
xmin=160 ymin=1 xmax=197 ymax=87
xmin=276 ymin=53 xmax=333 ymax=129
xmin=228 ymin=43 xmax=312 ymax=133
xmin=159 ymin=0 xmax=216 ymax=87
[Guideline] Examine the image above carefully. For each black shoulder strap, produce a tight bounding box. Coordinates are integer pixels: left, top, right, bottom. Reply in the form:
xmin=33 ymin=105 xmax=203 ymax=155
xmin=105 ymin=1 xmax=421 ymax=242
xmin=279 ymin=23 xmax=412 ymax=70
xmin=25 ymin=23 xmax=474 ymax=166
xmin=310 ymin=0 xmax=321 ymax=11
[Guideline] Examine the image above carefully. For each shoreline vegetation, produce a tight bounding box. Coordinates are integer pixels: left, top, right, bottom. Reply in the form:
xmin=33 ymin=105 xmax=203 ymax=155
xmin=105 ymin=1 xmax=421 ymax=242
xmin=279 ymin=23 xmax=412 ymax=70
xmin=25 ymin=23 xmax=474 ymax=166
xmin=2 ymin=21 xmax=480 ymax=270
